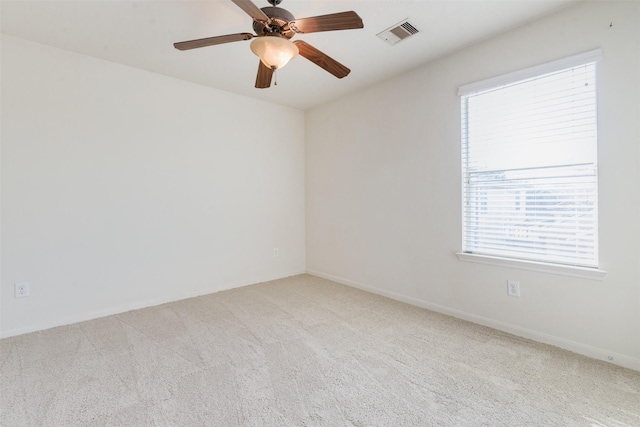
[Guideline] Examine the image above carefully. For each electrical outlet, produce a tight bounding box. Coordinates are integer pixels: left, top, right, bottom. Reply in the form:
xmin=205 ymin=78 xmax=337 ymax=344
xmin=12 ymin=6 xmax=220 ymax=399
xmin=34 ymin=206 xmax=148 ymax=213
xmin=507 ymin=280 xmax=520 ymax=297
xmin=273 ymin=247 xmax=279 ymax=257
xmin=15 ymin=282 xmax=30 ymax=298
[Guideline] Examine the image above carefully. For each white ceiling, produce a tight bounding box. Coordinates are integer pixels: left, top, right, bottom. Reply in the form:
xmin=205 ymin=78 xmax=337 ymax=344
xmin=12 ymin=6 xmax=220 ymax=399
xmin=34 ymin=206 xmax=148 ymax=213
xmin=1 ymin=0 xmax=579 ymax=110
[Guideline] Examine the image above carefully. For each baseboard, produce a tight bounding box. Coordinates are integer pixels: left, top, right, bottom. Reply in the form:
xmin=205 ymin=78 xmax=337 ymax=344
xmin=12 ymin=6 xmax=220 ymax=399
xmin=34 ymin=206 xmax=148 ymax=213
xmin=306 ymin=269 xmax=640 ymax=372
xmin=0 ymin=271 xmax=307 ymax=339
xmin=0 ymin=283 xmax=234 ymax=339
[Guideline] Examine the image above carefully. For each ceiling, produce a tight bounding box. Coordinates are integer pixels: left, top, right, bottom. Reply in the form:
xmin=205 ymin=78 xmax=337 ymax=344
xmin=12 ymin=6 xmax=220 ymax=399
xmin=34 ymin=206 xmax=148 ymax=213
xmin=1 ymin=0 xmax=579 ymax=110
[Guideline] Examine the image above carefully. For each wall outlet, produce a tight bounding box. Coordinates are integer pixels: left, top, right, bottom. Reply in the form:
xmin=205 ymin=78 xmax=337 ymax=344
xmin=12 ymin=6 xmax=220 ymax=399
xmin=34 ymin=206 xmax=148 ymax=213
xmin=507 ymin=280 xmax=520 ymax=297
xmin=15 ymin=282 xmax=30 ymax=298
xmin=273 ymin=247 xmax=279 ymax=257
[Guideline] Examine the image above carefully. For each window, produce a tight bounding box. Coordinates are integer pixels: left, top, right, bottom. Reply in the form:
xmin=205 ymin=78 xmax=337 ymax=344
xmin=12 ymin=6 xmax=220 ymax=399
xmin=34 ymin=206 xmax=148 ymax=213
xmin=459 ymin=50 xmax=601 ymax=269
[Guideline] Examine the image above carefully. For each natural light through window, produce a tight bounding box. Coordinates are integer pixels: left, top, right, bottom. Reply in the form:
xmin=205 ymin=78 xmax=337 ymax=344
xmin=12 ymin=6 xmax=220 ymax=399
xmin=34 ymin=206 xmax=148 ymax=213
xmin=459 ymin=51 xmax=601 ymax=269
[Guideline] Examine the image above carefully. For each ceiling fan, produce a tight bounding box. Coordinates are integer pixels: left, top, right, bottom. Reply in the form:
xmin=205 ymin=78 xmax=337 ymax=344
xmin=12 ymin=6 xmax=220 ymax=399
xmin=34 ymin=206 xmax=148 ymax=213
xmin=173 ymin=0 xmax=364 ymax=88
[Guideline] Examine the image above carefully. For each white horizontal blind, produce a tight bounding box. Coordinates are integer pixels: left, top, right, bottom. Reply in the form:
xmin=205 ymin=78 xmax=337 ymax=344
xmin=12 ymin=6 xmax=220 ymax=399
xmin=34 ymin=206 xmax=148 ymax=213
xmin=461 ymin=60 xmax=599 ymax=267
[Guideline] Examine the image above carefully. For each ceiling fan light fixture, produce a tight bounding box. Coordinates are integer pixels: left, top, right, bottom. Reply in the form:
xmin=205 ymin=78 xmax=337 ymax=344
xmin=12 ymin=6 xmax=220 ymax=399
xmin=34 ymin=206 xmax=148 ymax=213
xmin=250 ymin=35 xmax=299 ymax=70
xmin=173 ymin=0 xmax=363 ymax=88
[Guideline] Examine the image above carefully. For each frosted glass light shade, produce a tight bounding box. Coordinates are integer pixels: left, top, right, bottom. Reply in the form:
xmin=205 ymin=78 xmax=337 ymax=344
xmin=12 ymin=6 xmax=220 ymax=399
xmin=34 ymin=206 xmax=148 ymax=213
xmin=250 ymin=36 xmax=299 ymax=70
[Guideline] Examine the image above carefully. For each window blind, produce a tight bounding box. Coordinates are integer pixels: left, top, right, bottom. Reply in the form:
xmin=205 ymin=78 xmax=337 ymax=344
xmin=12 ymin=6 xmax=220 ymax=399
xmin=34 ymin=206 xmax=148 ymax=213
xmin=461 ymin=58 xmax=599 ymax=268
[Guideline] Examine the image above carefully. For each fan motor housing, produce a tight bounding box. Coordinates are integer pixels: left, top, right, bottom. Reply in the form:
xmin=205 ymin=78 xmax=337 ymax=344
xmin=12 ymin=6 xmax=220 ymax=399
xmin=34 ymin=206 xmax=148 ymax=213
xmin=253 ymin=6 xmax=296 ymax=39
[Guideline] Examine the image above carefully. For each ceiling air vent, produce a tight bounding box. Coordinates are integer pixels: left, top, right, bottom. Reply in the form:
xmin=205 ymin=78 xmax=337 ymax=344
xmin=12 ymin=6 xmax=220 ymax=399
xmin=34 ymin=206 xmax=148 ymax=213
xmin=377 ymin=19 xmax=419 ymax=46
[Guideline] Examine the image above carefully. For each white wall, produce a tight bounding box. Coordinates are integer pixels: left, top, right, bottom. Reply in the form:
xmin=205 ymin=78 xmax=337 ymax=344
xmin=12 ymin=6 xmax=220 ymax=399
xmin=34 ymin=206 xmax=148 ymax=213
xmin=1 ymin=35 xmax=306 ymax=337
xmin=306 ymin=0 xmax=640 ymax=370
xmin=3 ymin=2 xmax=639 ymax=372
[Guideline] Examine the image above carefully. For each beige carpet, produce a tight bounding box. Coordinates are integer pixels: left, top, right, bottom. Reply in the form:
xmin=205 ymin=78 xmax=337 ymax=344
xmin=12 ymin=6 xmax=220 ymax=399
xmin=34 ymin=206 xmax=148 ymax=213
xmin=1 ymin=274 xmax=639 ymax=426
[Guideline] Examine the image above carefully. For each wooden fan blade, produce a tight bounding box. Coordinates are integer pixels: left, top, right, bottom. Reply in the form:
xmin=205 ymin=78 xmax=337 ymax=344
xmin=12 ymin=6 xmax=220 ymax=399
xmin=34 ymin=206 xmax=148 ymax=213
xmin=255 ymin=61 xmax=274 ymax=89
xmin=293 ymin=40 xmax=350 ymax=79
xmin=174 ymin=33 xmax=254 ymax=50
xmin=231 ymin=0 xmax=270 ymax=22
xmin=289 ymin=11 xmax=363 ymax=34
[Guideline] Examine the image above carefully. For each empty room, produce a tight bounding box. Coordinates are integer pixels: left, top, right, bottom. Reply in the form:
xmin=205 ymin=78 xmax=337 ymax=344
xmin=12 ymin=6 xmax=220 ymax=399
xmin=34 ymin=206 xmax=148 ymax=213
xmin=1 ymin=0 xmax=639 ymax=425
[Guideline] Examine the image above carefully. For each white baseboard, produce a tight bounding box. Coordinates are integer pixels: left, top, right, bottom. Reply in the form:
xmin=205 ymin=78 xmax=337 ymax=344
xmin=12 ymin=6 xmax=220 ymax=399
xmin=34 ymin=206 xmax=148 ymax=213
xmin=0 ymin=283 xmax=239 ymax=339
xmin=0 ymin=270 xmax=307 ymax=339
xmin=306 ymin=269 xmax=640 ymax=372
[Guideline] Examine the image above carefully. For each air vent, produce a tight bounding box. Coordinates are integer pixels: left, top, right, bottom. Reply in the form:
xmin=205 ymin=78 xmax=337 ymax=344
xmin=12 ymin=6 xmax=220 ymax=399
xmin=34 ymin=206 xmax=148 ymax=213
xmin=377 ymin=19 xmax=419 ymax=46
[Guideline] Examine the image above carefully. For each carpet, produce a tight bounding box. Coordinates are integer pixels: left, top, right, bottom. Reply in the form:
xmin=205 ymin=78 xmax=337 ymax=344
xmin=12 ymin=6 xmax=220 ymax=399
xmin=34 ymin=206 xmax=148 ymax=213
xmin=1 ymin=274 xmax=638 ymax=426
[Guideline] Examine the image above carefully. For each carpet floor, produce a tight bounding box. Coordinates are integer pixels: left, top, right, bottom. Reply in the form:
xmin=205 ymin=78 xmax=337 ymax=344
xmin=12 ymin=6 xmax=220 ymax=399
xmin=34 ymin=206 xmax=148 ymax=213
xmin=1 ymin=274 xmax=639 ymax=426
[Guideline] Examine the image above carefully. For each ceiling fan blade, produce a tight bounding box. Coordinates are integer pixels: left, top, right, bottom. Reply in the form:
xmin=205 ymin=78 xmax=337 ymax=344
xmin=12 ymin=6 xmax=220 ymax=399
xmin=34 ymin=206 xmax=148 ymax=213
xmin=292 ymin=40 xmax=350 ymax=79
xmin=289 ymin=11 xmax=363 ymax=34
xmin=255 ymin=61 xmax=274 ymax=89
xmin=231 ymin=0 xmax=270 ymax=22
xmin=174 ymin=33 xmax=254 ymax=50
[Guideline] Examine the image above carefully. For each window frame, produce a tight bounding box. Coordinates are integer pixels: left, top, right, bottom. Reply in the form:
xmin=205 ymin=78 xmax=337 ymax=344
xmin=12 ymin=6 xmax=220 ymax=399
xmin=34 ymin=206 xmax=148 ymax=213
xmin=456 ymin=49 xmax=606 ymax=280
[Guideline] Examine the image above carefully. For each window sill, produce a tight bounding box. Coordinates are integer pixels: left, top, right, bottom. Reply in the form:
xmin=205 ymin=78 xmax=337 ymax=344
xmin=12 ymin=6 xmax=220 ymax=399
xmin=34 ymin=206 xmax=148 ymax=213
xmin=455 ymin=252 xmax=607 ymax=280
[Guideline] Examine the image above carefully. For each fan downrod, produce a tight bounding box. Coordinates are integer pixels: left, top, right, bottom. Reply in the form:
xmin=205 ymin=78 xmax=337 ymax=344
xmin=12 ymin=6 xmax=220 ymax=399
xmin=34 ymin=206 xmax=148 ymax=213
xmin=267 ymin=0 xmax=283 ymax=6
